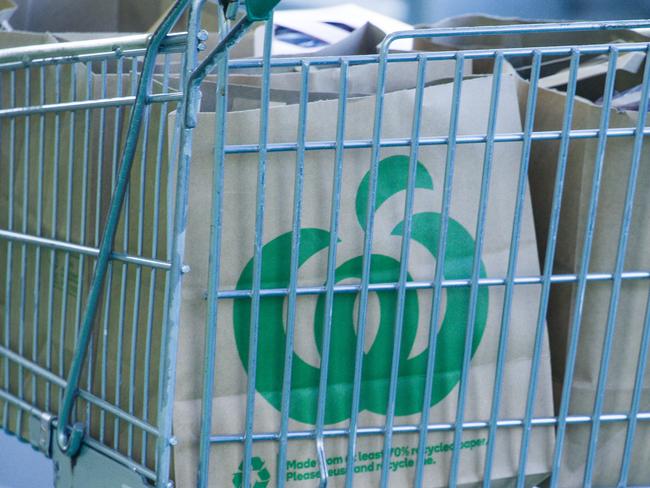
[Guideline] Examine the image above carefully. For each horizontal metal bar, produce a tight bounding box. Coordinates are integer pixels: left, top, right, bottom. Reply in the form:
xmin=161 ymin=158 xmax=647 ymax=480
xmin=210 ymin=411 xmax=650 ymax=443
xmin=385 ymin=19 xmax=650 ymax=43
xmin=0 ymin=93 xmax=182 ymax=119
xmin=0 ymin=32 xmax=188 ymax=66
xmin=0 ymin=387 xmax=45 ymax=419
xmin=228 ymin=41 xmax=650 ymax=70
xmin=0 ymin=229 xmax=171 ymax=270
xmin=83 ymin=436 xmax=157 ymax=482
xmin=224 ymin=127 xmax=650 ymax=155
xmin=0 ymin=345 xmax=160 ymax=436
xmin=216 ymin=270 xmax=650 ymax=299
xmin=0 ymin=48 xmax=165 ymax=72
xmin=0 ymin=391 xmax=156 ymax=482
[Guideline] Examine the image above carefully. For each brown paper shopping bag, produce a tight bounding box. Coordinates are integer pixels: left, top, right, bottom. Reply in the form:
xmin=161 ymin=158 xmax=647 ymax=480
xmin=524 ymin=80 xmax=650 ymax=487
xmin=171 ymin=73 xmax=555 ymax=486
xmin=0 ymin=54 xmax=95 ymax=439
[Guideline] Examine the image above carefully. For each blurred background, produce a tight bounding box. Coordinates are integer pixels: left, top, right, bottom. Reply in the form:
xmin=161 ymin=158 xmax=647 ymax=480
xmin=8 ymin=0 xmax=650 ymax=31
xmin=280 ymin=0 xmax=650 ymax=24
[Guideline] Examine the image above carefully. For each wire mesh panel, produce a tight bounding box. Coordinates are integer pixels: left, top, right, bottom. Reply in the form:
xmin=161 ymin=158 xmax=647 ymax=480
xmin=1 ymin=2 xmax=650 ymax=487
xmin=0 ymin=34 xmax=186 ymax=484
xmin=187 ymin=17 xmax=650 ymax=488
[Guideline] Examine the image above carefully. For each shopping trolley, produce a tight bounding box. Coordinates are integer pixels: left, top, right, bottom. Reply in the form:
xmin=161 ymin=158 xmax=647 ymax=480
xmin=1 ymin=0 xmax=650 ymax=486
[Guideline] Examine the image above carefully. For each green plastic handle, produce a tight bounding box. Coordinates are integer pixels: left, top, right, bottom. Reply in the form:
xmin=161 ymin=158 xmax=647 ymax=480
xmin=246 ymin=0 xmax=280 ymax=21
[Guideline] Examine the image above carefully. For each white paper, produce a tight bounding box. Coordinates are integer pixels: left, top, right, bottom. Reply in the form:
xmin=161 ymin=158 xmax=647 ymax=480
xmin=253 ymin=4 xmax=414 ymax=56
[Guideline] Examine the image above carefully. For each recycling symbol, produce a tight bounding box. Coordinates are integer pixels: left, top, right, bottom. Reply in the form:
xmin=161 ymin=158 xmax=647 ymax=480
xmin=233 ymin=155 xmax=489 ymax=425
xmin=232 ymin=456 xmax=271 ymax=488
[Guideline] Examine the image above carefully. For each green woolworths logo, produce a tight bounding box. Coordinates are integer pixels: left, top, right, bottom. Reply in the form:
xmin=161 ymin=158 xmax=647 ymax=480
xmin=234 ymin=156 xmax=488 ymax=425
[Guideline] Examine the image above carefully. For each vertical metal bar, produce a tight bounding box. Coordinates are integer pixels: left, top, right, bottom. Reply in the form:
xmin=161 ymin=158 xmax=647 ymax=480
xmin=379 ymin=54 xmax=427 ymax=488
xmin=157 ymin=50 xmax=184 ymax=441
xmin=2 ymin=71 xmax=14 ymax=425
xmin=127 ymin=100 xmax=152 ymax=458
xmin=32 ymin=64 xmax=46 ymax=410
xmin=17 ymin=65 xmax=32 ymax=433
xmin=242 ymin=15 xmax=274 ymax=488
xmin=58 ymin=65 xmax=77 ymax=388
xmin=142 ymin=52 xmax=171 ymax=466
xmin=99 ymin=266 xmax=113 ymax=444
xmin=95 ymin=59 xmax=108 ymax=248
xmin=277 ymin=60 xmax=310 ymax=488
xmin=46 ymin=65 xmax=60 ymax=413
xmin=583 ymin=44 xmax=650 ymax=486
xmin=448 ymin=53 xmax=504 ymax=488
xmin=80 ymin=61 xmax=93 ymax=431
xmin=156 ymin=0 xmax=205 ymax=484
xmin=0 ymin=71 xmax=5 ymax=426
xmin=618 ymin=288 xmax=650 ymax=485
xmin=64 ymin=65 xmax=78 ymax=422
xmin=518 ymin=49 xmax=581 ymax=487
xmin=413 ymin=53 xmax=465 ymax=488
xmin=315 ymin=59 xmax=349 ymax=487
xmin=549 ymin=47 xmax=620 ymax=487
xmin=95 ymin=58 xmax=108 ymax=442
xmin=99 ymin=56 xmax=120 ymax=443
xmin=155 ymin=39 xmax=187 ymax=481
xmin=344 ymin=34 xmax=389 ymax=488
xmin=482 ymin=50 xmax=542 ymax=487
xmin=617 ymin=48 xmax=650 ymax=474
xmin=196 ymin=30 xmax=229 ymax=488
xmin=114 ymin=57 xmax=137 ymax=451
xmin=57 ymin=0 xmax=191 ymax=457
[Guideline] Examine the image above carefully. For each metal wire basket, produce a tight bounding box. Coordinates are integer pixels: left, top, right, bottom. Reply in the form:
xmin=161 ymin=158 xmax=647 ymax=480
xmin=1 ymin=1 xmax=650 ymax=487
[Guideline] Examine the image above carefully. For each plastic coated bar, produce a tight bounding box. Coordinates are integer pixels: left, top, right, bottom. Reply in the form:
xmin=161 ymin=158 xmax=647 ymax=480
xmin=55 ymin=0 xmax=191 ymax=458
xmin=549 ymin=46 xmax=620 ymax=487
xmin=314 ymin=59 xmax=349 ymax=488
